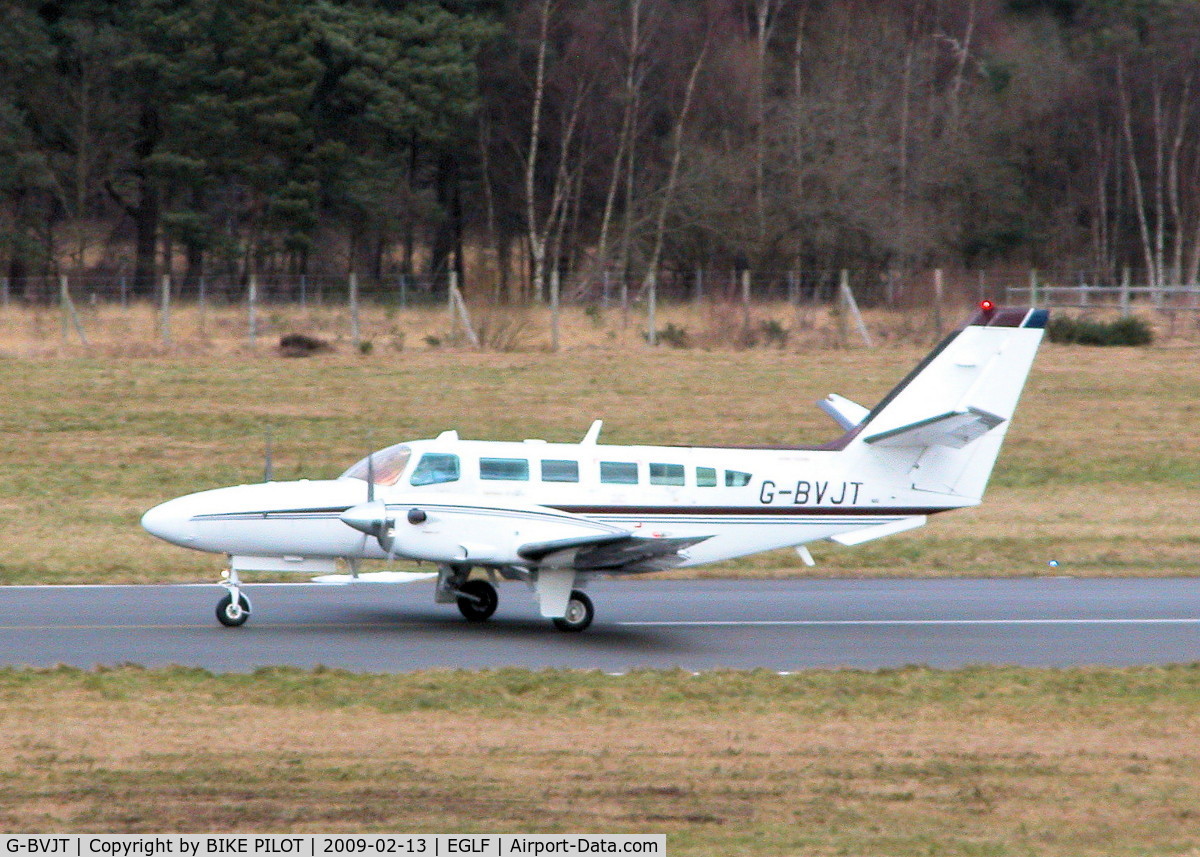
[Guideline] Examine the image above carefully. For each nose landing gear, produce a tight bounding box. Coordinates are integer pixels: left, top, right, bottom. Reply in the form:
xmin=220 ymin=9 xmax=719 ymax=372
xmin=216 ymin=568 xmax=251 ymax=627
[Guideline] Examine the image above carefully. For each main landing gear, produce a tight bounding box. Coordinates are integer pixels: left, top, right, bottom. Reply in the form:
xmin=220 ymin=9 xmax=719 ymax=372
xmin=456 ymin=579 xmax=499 ymax=622
xmin=216 ymin=568 xmax=251 ymax=627
xmin=553 ymin=590 xmax=594 ymax=633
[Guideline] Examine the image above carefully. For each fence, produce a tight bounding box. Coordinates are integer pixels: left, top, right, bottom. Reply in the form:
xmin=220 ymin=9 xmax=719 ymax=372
xmin=6 ymin=267 xmax=1194 ymax=351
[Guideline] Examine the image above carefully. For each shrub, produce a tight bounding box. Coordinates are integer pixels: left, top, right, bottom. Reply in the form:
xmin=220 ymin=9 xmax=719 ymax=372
xmin=758 ymin=318 xmax=789 ymax=348
xmin=650 ymin=322 xmax=691 ymax=348
xmin=1047 ymin=315 xmax=1153 ymax=346
xmin=278 ymin=333 xmax=332 ymax=357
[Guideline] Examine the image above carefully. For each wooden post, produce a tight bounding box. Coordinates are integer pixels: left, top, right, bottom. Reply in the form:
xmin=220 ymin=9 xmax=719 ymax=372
xmin=550 ymin=267 xmax=560 ymax=352
xmin=248 ymin=275 xmax=259 ymax=345
xmin=741 ymin=269 xmax=751 ymax=328
xmin=647 ymin=270 xmax=657 ymax=347
xmin=159 ymin=274 xmax=171 ymax=345
xmin=932 ymin=268 xmax=944 ymax=334
xmin=840 ymin=269 xmax=874 ymax=347
xmin=1080 ymin=272 xmax=1089 ymax=308
xmin=300 ymin=274 xmax=308 ymax=308
xmin=1120 ymin=266 xmax=1131 ymax=315
xmin=398 ymin=274 xmax=408 ymax=309
xmin=349 ymin=272 xmax=360 ymax=349
xmin=198 ymin=276 xmax=208 ymax=338
xmin=694 ymin=267 xmax=704 ymax=305
xmin=787 ymin=270 xmax=798 ymax=306
xmin=119 ymin=275 xmax=128 ymax=308
xmin=0 ymin=276 xmax=8 ymax=308
xmin=448 ymin=271 xmax=480 ymax=348
xmin=601 ymin=270 xmax=610 ymax=309
xmin=620 ymin=271 xmax=629 ymax=329
xmin=1029 ymin=268 xmax=1039 ymax=306
xmin=59 ymin=275 xmax=89 ymax=347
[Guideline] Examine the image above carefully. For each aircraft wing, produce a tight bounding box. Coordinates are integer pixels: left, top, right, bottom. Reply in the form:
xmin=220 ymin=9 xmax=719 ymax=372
xmin=519 ymin=532 xmax=710 ymax=574
xmin=862 ymin=407 xmax=1005 ymax=449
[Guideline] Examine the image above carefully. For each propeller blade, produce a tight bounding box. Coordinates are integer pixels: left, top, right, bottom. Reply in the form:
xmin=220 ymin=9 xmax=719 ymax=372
xmin=366 ymin=449 xmax=375 ymax=503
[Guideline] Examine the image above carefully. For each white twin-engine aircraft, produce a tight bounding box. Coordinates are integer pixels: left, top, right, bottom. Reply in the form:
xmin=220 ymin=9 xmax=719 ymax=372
xmin=142 ymin=303 xmax=1048 ymax=632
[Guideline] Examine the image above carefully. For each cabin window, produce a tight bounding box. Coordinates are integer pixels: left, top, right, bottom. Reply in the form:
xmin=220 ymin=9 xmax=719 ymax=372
xmin=696 ymin=467 xmax=717 ymax=487
xmin=649 ymin=463 xmax=685 ymax=486
xmin=410 ymin=453 xmax=460 ymax=486
xmin=600 ymin=461 xmax=639 ymax=484
xmin=725 ymin=470 xmax=752 ymax=487
xmin=541 ymin=459 xmax=579 ymax=483
xmin=480 ymin=457 xmax=529 ymax=481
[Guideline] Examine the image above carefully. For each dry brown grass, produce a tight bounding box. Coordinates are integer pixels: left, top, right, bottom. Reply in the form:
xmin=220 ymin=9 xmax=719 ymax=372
xmin=0 ymin=320 xmax=1197 ymax=583
xmin=7 ymin=299 xmax=1200 ymax=358
xmin=2 ymin=667 xmax=1199 ymax=855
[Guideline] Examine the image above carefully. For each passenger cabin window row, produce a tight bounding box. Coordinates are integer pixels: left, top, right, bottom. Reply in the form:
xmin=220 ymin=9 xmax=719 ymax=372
xmin=403 ymin=452 xmax=751 ymax=488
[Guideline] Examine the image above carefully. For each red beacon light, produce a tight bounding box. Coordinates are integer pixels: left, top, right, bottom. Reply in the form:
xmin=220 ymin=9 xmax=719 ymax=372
xmin=979 ymin=299 xmax=996 ymax=314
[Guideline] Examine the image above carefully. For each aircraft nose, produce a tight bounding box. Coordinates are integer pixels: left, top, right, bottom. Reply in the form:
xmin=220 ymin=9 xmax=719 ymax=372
xmin=141 ymin=498 xmax=196 ymax=546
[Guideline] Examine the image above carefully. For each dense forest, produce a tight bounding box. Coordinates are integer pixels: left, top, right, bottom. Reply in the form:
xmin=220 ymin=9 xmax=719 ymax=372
xmin=1 ymin=0 xmax=1199 ymax=302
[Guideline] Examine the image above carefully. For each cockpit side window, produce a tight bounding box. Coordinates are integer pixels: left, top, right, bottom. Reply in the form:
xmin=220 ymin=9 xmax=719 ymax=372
xmin=339 ymin=444 xmax=412 ymax=486
xmin=410 ymin=453 xmax=461 ymax=486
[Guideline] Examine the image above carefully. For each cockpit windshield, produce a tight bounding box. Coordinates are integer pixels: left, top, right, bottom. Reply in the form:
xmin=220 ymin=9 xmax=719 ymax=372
xmin=339 ymin=443 xmax=412 ymax=487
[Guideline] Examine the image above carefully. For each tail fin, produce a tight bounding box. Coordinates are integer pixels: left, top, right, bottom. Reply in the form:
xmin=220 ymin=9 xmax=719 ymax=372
xmin=851 ymin=306 xmax=1048 ymax=502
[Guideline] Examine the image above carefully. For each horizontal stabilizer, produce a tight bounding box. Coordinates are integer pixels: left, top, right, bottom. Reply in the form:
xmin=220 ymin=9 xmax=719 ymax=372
xmin=829 ymin=516 xmax=927 ymax=546
xmin=863 ymin=407 xmax=1005 ymax=449
xmin=819 ymin=394 xmax=870 ymax=430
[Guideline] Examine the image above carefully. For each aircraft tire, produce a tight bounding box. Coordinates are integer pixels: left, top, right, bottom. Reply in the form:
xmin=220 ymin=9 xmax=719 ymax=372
xmin=216 ymin=592 xmax=251 ymax=627
xmin=553 ymin=590 xmax=593 ymax=633
xmin=456 ymin=579 xmax=498 ymax=622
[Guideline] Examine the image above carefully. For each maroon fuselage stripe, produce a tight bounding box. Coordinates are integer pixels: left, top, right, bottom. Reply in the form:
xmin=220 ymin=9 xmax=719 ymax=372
xmin=551 ymin=505 xmax=951 ymax=517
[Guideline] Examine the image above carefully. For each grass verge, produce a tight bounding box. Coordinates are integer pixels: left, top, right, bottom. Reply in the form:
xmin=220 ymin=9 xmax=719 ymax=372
xmin=0 ymin=341 xmax=1197 ymax=583
xmin=1 ymin=665 xmax=1198 ymax=855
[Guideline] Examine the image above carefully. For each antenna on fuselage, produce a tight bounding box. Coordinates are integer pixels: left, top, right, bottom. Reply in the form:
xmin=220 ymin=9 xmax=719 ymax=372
xmin=263 ymin=427 xmax=274 ymax=482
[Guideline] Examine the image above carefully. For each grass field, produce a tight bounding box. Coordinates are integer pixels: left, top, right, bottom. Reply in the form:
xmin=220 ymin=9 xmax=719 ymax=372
xmin=2 ymin=665 xmax=1199 ymax=855
xmin=1 ymin=305 xmax=1198 ymax=849
xmin=0 ymin=304 xmax=1196 ymax=584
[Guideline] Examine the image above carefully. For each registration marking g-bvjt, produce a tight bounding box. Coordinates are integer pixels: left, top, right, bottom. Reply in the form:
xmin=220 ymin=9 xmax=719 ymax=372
xmin=760 ymin=480 xmax=863 ymax=505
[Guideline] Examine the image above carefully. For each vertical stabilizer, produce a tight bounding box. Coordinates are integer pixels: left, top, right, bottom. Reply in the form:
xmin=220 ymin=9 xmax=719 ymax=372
xmin=853 ymin=306 xmax=1047 ymax=502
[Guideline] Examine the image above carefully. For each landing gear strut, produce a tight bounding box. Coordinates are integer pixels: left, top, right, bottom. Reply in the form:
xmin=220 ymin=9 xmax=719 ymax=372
xmin=216 ymin=568 xmax=251 ymax=627
xmin=552 ymin=590 xmax=594 ymax=633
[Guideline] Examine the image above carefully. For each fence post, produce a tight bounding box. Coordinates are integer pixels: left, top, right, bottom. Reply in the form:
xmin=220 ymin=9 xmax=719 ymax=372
xmin=159 ymin=274 xmax=171 ymax=345
xmin=399 ymin=274 xmax=408 ymax=309
xmin=620 ymin=271 xmax=629 ymax=329
xmin=59 ymin=275 xmax=89 ymax=347
xmin=601 ymin=270 xmax=610 ymax=309
xmin=248 ymin=275 xmax=258 ymax=345
xmin=300 ymin=274 xmax=308 ymax=308
xmin=647 ymin=270 xmax=657 ymax=347
xmin=550 ymin=268 xmax=560 ymax=352
xmin=741 ymin=269 xmax=751 ymax=327
xmin=1120 ymin=267 xmax=1131 ymax=315
xmin=1 ymin=276 xmax=8 ymax=308
xmin=448 ymin=271 xmax=480 ymax=348
xmin=119 ymin=275 xmax=128 ymax=308
xmin=349 ymin=272 xmax=360 ymax=349
xmin=198 ymin=276 xmax=207 ymax=338
xmin=694 ymin=267 xmax=704 ymax=305
xmin=1029 ymin=269 xmax=1039 ymax=306
xmin=840 ymin=269 xmax=874 ymax=348
xmin=932 ymin=268 xmax=944 ymax=335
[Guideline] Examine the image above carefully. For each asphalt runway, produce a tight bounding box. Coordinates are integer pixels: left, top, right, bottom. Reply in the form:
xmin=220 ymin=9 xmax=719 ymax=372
xmin=1 ymin=577 xmax=1198 ymax=672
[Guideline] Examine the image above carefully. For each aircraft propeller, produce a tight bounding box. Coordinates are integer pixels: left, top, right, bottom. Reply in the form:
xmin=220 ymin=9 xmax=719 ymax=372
xmin=339 ymin=449 xmax=401 ymax=559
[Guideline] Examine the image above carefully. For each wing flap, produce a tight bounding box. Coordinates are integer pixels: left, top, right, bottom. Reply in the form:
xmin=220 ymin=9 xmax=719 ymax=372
xmin=519 ymin=532 xmax=710 ymax=573
xmin=863 ymin=407 xmax=1005 ymax=449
